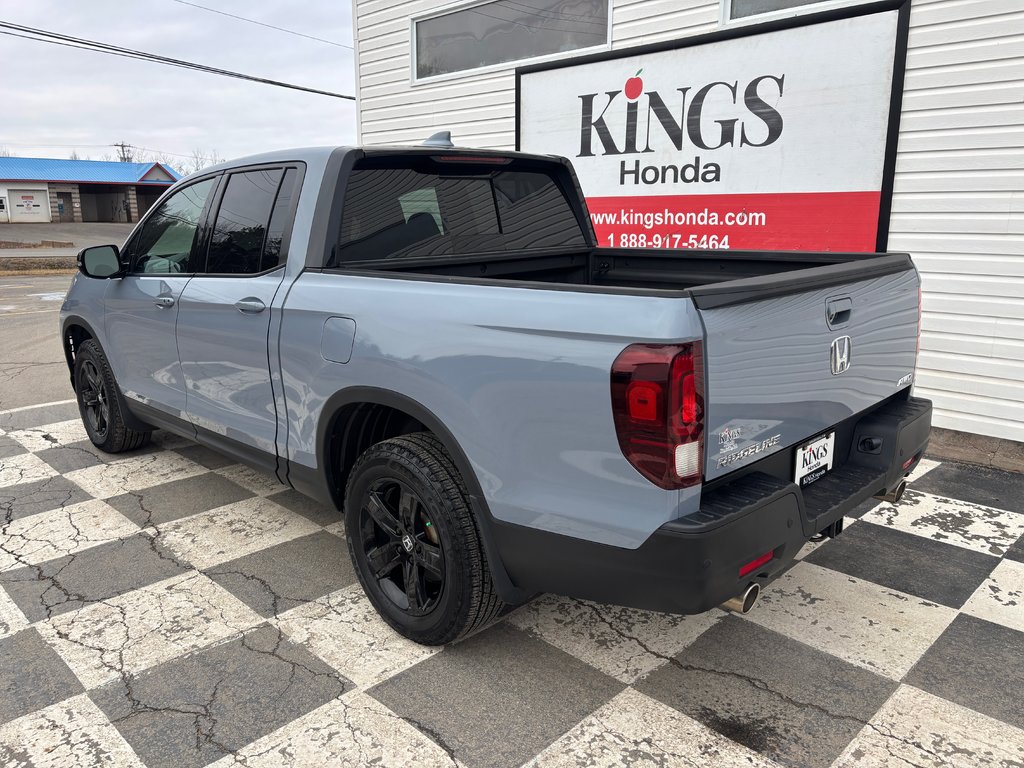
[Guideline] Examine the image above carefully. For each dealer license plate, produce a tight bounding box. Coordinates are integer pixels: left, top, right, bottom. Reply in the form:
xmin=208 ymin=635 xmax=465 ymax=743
xmin=795 ymin=432 xmax=835 ymax=487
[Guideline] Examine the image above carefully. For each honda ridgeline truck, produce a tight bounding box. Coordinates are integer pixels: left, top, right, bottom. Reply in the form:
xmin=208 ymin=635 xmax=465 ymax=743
xmin=61 ymin=143 xmax=931 ymax=644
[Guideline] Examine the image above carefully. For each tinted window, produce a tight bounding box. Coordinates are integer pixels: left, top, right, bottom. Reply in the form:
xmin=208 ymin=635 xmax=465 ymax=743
xmin=262 ymin=168 xmax=298 ymax=272
xmin=493 ymin=171 xmax=585 ymax=249
xmin=415 ymin=0 xmax=608 ymax=78
xmin=132 ymin=178 xmax=215 ymax=274
xmin=206 ymin=169 xmax=283 ymax=274
xmin=337 ymin=163 xmax=584 ymax=264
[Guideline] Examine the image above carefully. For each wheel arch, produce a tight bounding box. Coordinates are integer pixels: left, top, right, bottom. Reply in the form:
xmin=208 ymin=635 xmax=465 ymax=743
xmin=61 ymin=315 xmax=152 ymax=433
xmin=308 ymin=386 xmax=528 ymax=604
xmin=60 ymin=315 xmax=100 ymax=390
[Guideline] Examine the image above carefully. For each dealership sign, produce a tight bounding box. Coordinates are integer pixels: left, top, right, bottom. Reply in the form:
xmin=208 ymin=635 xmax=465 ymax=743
xmin=517 ymin=2 xmax=910 ymax=252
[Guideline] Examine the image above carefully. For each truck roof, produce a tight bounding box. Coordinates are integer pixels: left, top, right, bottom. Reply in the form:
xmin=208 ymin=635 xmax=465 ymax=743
xmin=190 ymin=144 xmax=566 ymax=181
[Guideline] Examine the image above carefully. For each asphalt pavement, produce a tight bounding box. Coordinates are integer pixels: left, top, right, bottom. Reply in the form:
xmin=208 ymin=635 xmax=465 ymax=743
xmin=0 ymin=274 xmax=75 ymax=410
xmin=0 ymin=248 xmax=80 ymax=259
xmin=0 ymin=223 xmax=134 ymax=262
xmin=1 ymin=272 xmax=1023 ymax=767
xmin=0 ymin=222 xmax=134 ymax=248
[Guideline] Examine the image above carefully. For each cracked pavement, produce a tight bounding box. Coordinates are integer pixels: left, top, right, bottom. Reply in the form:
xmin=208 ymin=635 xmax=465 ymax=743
xmin=2 ymin=276 xmax=1024 ymax=767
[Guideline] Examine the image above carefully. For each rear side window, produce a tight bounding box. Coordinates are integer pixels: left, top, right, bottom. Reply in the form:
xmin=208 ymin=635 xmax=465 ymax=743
xmin=206 ymin=169 xmax=283 ymax=274
xmin=335 ymin=161 xmax=585 ymax=264
xmin=262 ymin=168 xmax=299 ymax=271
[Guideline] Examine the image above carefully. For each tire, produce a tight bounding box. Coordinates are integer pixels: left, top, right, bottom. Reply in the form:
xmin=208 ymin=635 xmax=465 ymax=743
xmin=74 ymin=339 xmax=150 ymax=453
xmin=344 ymin=432 xmax=506 ymax=645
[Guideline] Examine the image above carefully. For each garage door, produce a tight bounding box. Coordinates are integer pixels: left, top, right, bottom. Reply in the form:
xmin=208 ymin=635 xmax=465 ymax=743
xmin=9 ymin=189 xmax=50 ymax=222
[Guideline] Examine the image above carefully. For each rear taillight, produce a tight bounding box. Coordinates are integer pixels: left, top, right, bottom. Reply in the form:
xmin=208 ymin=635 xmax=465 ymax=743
xmin=610 ymin=342 xmax=704 ymax=489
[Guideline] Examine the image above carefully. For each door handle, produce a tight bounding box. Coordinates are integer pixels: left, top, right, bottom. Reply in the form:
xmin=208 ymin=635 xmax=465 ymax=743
xmin=154 ymin=295 xmax=175 ymax=308
xmin=826 ymin=297 xmax=853 ymax=327
xmin=235 ymin=297 xmax=266 ymax=314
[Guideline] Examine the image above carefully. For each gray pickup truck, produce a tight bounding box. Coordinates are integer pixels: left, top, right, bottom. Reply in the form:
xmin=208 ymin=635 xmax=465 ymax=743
xmin=61 ymin=142 xmax=931 ymax=645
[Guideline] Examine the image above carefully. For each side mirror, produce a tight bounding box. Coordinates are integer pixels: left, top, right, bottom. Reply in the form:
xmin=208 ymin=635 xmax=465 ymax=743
xmin=78 ymin=245 xmax=123 ymax=279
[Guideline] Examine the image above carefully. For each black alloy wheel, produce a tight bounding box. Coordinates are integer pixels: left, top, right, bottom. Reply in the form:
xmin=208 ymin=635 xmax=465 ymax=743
xmin=77 ymin=358 xmax=110 ymax=441
xmin=73 ymin=339 xmax=150 ymax=453
xmin=360 ymin=478 xmax=445 ymax=616
xmin=344 ymin=433 xmax=506 ymax=645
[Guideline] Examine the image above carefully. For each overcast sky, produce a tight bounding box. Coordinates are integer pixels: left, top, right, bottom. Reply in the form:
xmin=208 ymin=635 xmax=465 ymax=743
xmin=0 ymin=0 xmax=356 ymax=173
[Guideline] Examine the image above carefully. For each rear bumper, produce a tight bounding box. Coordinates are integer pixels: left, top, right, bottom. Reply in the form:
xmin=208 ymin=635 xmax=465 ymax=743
xmin=493 ymin=395 xmax=932 ymax=614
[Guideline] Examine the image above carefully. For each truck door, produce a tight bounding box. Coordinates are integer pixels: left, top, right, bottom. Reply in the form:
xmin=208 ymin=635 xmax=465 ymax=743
xmin=104 ymin=177 xmax=217 ymax=422
xmin=175 ymin=166 xmax=300 ymax=471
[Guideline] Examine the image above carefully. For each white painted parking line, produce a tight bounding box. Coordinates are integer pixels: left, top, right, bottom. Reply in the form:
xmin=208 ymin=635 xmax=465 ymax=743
xmin=0 ymin=284 xmax=32 ymax=290
xmin=0 ymin=398 xmax=76 ymax=416
xmin=0 ymin=308 xmax=61 ymax=316
xmin=28 ymin=292 xmax=67 ymax=301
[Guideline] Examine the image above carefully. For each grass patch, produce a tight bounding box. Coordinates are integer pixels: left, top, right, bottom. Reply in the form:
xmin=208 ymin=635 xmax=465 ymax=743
xmin=0 ymin=255 xmax=77 ymax=274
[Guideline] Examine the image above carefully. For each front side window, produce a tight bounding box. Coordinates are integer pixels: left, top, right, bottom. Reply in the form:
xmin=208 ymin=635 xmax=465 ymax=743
xmin=132 ymin=178 xmax=215 ymax=274
xmin=205 ymin=169 xmax=284 ymax=275
xmin=415 ymin=0 xmax=608 ymax=79
xmin=336 ymin=161 xmax=586 ymax=264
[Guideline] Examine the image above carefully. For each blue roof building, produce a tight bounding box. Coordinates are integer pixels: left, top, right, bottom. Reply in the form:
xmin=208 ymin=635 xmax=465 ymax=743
xmin=0 ymin=156 xmax=181 ymax=224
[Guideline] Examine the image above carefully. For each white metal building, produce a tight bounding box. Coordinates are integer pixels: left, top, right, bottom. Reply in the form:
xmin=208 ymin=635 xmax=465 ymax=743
xmin=352 ymin=0 xmax=1024 ymax=443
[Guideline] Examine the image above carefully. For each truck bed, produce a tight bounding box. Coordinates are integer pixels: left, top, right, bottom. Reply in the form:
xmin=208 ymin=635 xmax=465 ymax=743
xmin=348 ymin=247 xmax=913 ymax=309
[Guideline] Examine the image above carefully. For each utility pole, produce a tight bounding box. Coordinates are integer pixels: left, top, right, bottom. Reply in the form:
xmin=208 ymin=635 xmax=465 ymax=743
xmin=113 ymin=141 xmax=135 ymax=162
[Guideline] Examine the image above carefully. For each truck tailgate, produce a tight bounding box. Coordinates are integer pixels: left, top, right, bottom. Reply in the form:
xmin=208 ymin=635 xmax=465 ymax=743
xmin=692 ymin=255 xmax=920 ymax=482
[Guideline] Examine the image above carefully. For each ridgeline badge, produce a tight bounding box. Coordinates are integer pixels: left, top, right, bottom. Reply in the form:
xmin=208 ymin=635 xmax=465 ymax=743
xmin=716 ymin=434 xmax=782 ymax=469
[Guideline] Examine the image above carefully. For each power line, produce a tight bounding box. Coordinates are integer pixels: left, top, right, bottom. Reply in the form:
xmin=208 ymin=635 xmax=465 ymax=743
xmin=0 ymin=21 xmax=354 ymax=100
xmin=0 ymin=141 xmax=114 ymax=149
xmin=0 ymin=22 xmax=354 ymax=99
xmin=170 ymin=0 xmax=353 ymax=50
xmin=0 ymin=140 xmax=207 ymax=161
xmin=126 ymin=146 xmax=198 ymax=160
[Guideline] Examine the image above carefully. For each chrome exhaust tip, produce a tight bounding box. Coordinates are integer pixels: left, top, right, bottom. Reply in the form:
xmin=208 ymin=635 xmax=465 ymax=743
xmin=874 ymin=480 xmax=907 ymax=504
xmin=720 ymin=582 xmax=760 ymax=614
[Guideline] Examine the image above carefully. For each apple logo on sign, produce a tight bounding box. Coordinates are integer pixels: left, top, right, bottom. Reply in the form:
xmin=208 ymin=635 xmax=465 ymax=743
xmin=624 ymin=69 xmax=644 ymax=100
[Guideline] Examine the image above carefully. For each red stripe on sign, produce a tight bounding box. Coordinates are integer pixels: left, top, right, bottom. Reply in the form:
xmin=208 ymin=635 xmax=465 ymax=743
xmin=587 ymin=191 xmax=882 ymax=252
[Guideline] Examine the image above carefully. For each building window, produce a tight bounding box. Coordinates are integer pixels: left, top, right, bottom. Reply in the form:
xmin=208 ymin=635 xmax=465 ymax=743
xmin=728 ymin=0 xmax=849 ymax=20
xmin=414 ymin=0 xmax=609 ymax=79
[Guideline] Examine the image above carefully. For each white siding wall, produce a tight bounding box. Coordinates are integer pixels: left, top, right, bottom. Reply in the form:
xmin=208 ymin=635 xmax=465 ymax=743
xmin=354 ymin=0 xmax=1024 ymax=442
xmin=890 ymin=0 xmax=1024 ymax=442
xmin=355 ymin=0 xmax=718 ymax=148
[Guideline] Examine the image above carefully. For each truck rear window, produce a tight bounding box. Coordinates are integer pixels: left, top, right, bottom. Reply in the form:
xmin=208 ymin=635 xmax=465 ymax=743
xmin=335 ymin=160 xmax=587 ymax=264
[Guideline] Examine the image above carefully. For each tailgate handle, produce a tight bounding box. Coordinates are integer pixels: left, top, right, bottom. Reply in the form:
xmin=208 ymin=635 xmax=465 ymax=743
xmin=826 ymin=297 xmax=853 ymax=327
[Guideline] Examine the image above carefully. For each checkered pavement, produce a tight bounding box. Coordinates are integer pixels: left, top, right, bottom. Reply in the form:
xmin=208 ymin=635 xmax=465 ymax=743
xmin=1 ymin=400 xmax=1023 ymax=768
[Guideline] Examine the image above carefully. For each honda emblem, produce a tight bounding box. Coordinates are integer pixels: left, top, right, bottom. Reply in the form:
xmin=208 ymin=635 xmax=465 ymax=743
xmin=830 ymin=336 xmax=852 ymax=375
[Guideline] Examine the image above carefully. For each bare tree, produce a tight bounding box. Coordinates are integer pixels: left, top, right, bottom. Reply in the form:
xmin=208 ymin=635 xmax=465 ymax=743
xmin=0 ymin=146 xmax=12 ymax=157
xmin=69 ymin=150 xmax=81 ymax=160
xmin=147 ymin=150 xmax=176 ymax=168
xmin=185 ymin=148 xmax=224 ymax=174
